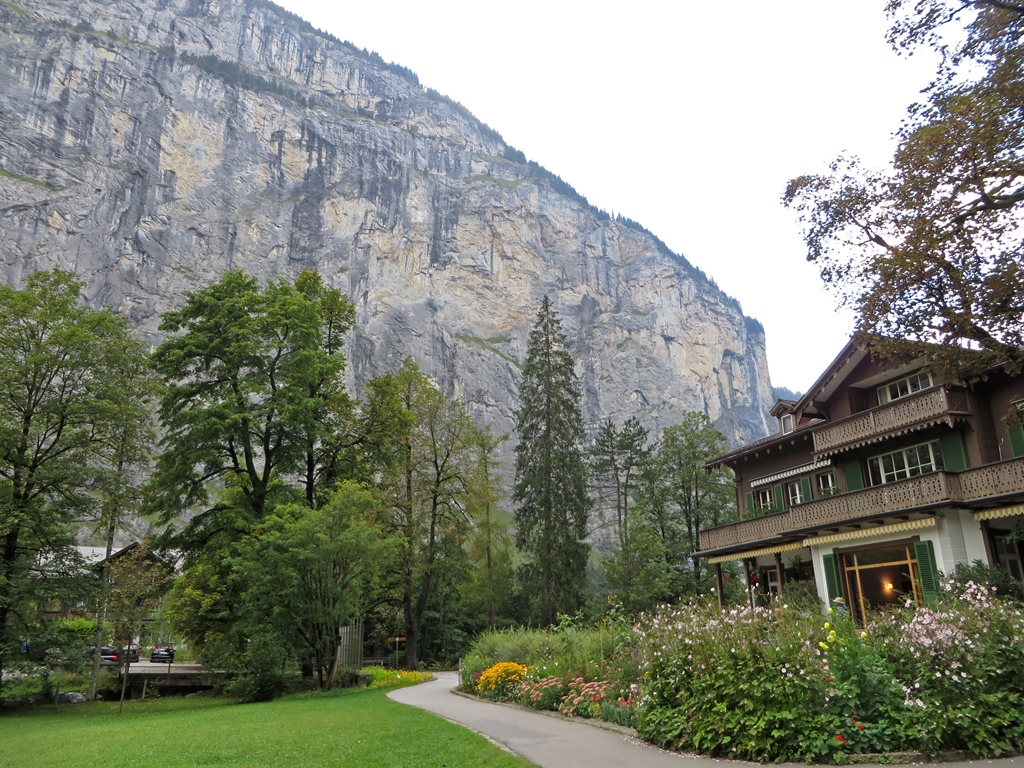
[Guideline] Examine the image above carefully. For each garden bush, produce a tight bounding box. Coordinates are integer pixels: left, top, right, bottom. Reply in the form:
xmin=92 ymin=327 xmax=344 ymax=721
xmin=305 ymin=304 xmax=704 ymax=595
xmin=517 ymin=675 xmax=566 ymax=710
xmin=463 ymin=607 xmax=641 ymax=722
xmin=475 ymin=661 xmax=526 ymax=701
xmin=635 ymin=584 xmax=1024 ymax=763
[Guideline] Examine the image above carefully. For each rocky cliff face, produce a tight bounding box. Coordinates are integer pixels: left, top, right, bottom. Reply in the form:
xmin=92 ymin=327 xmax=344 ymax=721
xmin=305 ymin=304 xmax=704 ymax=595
xmin=0 ymin=0 xmax=774 ymax=449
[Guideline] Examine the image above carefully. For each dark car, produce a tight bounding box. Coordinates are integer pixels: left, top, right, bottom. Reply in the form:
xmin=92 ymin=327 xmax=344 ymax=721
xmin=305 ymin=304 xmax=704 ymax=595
xmin=150 ymin=645 xmax=175 ymax=663
xmin=122 ymin=644 xmax=140 ymax=663
xmin=89 ymin=646 xmax=119 ymax=663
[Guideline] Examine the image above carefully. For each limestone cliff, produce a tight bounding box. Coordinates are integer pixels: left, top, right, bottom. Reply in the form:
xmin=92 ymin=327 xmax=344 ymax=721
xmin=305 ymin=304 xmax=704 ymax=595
xmin=0 ymin=0 xmax=774 ymax=449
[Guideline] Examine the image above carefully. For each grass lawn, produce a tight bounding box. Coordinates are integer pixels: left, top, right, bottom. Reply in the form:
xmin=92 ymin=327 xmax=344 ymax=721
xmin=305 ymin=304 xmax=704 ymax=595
xmin=0 ymin=685 xmax=535 ymax=767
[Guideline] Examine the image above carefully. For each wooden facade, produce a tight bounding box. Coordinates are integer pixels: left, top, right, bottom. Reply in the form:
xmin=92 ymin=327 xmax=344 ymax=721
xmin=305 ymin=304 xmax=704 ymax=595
xmin=697 ymin=339 xmax=1024 ymax=619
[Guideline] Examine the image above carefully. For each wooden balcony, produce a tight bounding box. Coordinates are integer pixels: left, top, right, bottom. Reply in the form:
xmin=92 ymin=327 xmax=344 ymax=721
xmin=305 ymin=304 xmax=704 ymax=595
xmin=698 ymin=510 xmax=791 ymax=551
xmin=698 ymin=456 xmax=1024 ymax=553
xmin=790 ymin=472 xmax=959 ymax=528
xmin=812 ymin=387 xmax=971 ymax=458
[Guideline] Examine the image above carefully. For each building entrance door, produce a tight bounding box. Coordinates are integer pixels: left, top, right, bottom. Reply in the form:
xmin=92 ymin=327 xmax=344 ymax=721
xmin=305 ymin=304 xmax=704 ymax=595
xmin=838 ymin=542 xmax=922 ymax=623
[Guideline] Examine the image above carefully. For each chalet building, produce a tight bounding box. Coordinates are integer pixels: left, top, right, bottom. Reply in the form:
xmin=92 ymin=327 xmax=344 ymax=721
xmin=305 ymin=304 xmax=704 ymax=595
xmin=696 ymin=339 xmax=1024 ymax=621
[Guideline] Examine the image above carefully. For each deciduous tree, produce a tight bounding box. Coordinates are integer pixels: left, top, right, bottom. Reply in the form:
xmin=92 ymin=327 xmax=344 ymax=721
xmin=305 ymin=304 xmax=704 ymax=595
xmin=0 ymin=270 xmax=148 ymax=692
xmin=383 ymin=359 xmax=477 ymax=669
xmin=590 ymin=417 xmax=650 ymax=550
xmin=784 ymin=1 xmax=1024 ymax=378
xmin=149 ymin=270 xmax=342 ymax=529
xmin=636 ymin=414 xmax=735 ymax=599
xmin=231 ymin=481 xmax=397 ymax=690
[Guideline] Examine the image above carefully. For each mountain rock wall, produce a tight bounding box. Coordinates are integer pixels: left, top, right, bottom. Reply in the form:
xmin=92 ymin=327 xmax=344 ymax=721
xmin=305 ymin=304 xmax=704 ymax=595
xmin=0 ymin=0 xmax=774 ymax=448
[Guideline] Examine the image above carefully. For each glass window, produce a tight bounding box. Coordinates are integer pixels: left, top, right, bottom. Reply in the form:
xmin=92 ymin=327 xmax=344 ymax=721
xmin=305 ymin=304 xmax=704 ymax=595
xmin=816 ymin=471 xmax=836 ymax=497
xmin=867 ymin=440 xmax=943 ymax=486
xmin=781 ymin=414 xmax=795 ymax=434
xmin=755 ymin=488 xmax=774 ymax=511
xmin=878 ymin=371 xmax=933 ymax=405
xmin=786 ymin=480 xmax=804 ymax=506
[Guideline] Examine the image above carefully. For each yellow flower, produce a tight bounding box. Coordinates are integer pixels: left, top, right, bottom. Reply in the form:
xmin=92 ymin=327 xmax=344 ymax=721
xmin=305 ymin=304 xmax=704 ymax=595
xmin=823 ymin=622 xmax=831 ymax=630
xmin=861 ymin=631 xmax=868 ymax=639
xmin=819 ymin=642 xmax=830 ymax=650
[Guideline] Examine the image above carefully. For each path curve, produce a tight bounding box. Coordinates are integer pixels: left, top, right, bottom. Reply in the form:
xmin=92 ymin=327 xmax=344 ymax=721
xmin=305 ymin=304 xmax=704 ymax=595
xmin=388 ymin=673 xmax=1024 ymax=768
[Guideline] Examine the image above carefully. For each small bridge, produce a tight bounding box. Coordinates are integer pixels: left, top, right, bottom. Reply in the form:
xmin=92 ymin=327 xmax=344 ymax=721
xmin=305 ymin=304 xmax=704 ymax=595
xmin=124 ymin=664 xmax=224 ymax=698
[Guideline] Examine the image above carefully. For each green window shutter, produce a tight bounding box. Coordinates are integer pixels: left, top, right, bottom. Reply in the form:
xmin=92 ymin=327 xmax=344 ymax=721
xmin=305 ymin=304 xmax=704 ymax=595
xmin=938 ymin=432 xmax=968 ymax=471
xmin=745 ymin=491 xmax=755 ymax=515
xmin=799 ymin=476 xmax=812 ymax=503
xmin=842 ymin=459 xmax=864 ymax=491
xmin=914 ymin=540 xmax=939 ymax=600
xmin=1010 ymin=427 xmax=1024 ymax=458
xmin=773 ymin=484 xmax=785 ymax=512
xmin=822 ymin=554 xmax=841 ymax=603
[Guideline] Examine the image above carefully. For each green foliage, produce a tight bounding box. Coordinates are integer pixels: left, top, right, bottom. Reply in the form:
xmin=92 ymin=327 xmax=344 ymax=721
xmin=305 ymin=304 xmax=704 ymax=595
xmin=230 ymin=481 xmax=397 ymax=690
xmin=948 ymin=559 xmax=1024 ymax=602
xmin=461 ymin=428 xmax=516 ymax=632
xmin=0 ymin=269 xmax=149 ymax=693
xmin=557 ymin=677 xmax=613 ymax=718
xmin=179 ymin=53 xmax=314 ymax=108
xmin=359 ymin=665 xmax=432 ymax=688
xmin=379 ymin=358 xmax=481 ymax=670
xmin=106 ymin=545 xmax=170 ymax=645
xmin=518 ymin=675 xmax=566 ymax=710
xmin=149 ymin=270 xmax=341 ymax=523
xmin=454 ymin=333 xmax=519 ymax=365
xmin=590 ymin=417 xmax=650 ymax=549
xmin=0 ymin=165 xmax=51 ymax=188
xmin=871 ymin=581 xmax=1024 ymax=756
xmin=615 ymin=413 xmax=735 ymax=609
xmin=785 ymin=2 xmax=1024 ymax=378
xmin=224 ymin=632 xmax=290 ymax=703
xmin=636 ymin=584 xmax=1024 ymax=763
xmin=513 ymin=297 xmax=591 ymax=626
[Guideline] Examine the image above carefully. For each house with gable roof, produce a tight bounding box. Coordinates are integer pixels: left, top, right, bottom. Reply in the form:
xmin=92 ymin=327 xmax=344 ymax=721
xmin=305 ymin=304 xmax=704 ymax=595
xmin=696 ymin=338 xmax=1024 ymax=621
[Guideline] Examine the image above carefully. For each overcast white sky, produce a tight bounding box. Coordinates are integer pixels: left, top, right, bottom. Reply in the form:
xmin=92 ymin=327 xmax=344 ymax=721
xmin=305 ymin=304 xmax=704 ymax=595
xmin=275 ymin=1 xmax=939 ymax=392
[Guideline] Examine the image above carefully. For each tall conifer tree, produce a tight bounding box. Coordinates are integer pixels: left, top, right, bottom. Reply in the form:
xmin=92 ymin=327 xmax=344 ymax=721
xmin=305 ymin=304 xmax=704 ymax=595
xmin=512 ymin=296 xmax=591 ymax=626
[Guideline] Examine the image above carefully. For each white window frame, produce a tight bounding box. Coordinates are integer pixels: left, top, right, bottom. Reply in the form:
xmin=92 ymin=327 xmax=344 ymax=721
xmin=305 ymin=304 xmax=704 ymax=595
xmin=816 ymin=471 xmax=836 ymax=497
xmin=867 ymin=440 xmax=943 ymax=486
xmin=785 ymin=480 xmax=805 ymax=506
xmin=755 ymin=488 xmax=774 ymax=511
xmin=877 ymin=371 xmax=933 ymax=405
xmin=781 ymin=414 xmax=795 ymax=434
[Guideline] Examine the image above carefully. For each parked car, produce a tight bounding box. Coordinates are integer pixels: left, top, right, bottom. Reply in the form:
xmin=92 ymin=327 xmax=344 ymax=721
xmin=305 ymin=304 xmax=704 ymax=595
xmin=89 ymin=646 xmax=119 ymax=663
xmin=122 ymin=644 xmax=140 ymax=663
xmin=150 ymin=645 xmax=175 ymax=663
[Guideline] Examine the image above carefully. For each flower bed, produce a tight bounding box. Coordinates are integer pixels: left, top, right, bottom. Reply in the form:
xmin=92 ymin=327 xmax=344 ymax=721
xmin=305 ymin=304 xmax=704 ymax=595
xmin=635 ymin=582 xmax=1024 ymax=763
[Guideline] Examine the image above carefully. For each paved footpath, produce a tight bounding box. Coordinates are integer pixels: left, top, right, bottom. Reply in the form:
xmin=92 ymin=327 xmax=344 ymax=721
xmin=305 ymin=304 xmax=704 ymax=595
xmin=389 ymin=673 xmax=1024 ymax=768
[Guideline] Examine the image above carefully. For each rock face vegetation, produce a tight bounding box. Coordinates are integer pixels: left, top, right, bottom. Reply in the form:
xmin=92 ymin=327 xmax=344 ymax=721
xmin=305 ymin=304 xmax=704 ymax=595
xmin=0 ymin=0 xmax=772 ymax=450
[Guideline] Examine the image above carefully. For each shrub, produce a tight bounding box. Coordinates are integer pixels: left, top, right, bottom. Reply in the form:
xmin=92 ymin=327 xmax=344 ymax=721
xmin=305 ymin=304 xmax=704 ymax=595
xmin=558 ymin=678 xmax=613 ymax=718
xmin=636 ymin=586 xmax=1024 ymax=764
xmin=600 ymin=697 xmax=639 ymax=728
xmin=518 ymin=675 xmax=566 ymax=711
xmin=870 ymin=580 xmax=1024 ymax=757
xmin=361 ymin=666 xmax=432 ymax=689
xmin=636 ymin=601 xmax=851 ymax=763
xmin=225 ymin=635 xmax=289 ymax=703
xmin=948 ymin=560 xmax=1024 ymax=603
xmin=475 ymin=661 xmax=526 ymax=701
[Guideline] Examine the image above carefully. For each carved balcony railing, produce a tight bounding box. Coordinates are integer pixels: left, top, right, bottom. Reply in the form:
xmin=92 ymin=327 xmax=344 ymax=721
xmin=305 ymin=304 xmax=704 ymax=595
xmin=698 ymin=456 xmax=1024 ymax=553
xmin=812 ymin=387 xmax=971 ymax=458
xmin=956 ymin=456 xmax=1024 ymax=500
xmin=699 ymin=510 xmax=791 ymax=551
xmin=790 ymin=472 xmax=959 ymax=528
